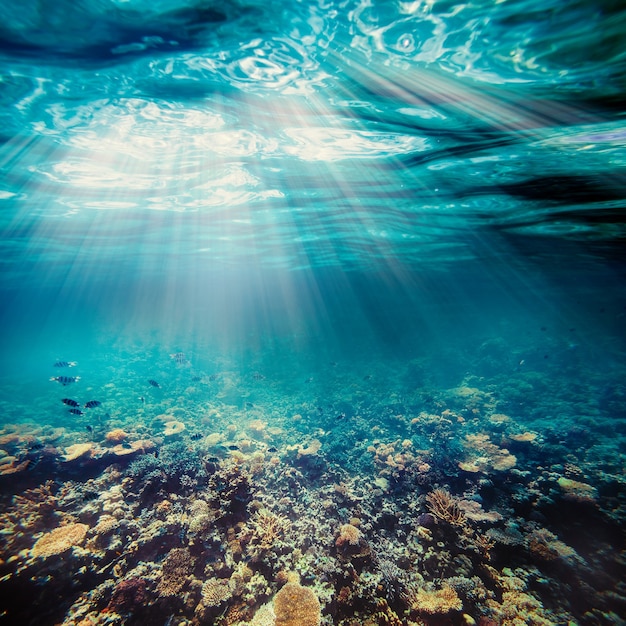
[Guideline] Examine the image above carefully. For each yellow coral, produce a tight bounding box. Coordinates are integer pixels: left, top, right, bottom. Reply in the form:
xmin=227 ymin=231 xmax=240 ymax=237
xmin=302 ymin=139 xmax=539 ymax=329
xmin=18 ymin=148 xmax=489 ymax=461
xmin=274 ymin=582 xmax=321 ymax=626
xmin=32 ymin=523 xmax=89 ymax=558
xmin=408 ymin=584 xmax=462 ymax=614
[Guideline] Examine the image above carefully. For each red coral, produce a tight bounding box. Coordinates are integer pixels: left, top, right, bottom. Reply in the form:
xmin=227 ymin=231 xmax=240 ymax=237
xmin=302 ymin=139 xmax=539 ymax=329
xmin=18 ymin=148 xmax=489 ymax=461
xmin=108 ymin=577 xmax=147 ymax=613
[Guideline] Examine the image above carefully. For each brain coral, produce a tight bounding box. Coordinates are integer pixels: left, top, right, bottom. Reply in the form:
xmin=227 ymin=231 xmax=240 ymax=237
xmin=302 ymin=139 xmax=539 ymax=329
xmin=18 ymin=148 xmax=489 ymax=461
xmin=274 ymin=582 xmax=321 ymax=626
xmin=32 ymin=523 xmax=89 ymax=558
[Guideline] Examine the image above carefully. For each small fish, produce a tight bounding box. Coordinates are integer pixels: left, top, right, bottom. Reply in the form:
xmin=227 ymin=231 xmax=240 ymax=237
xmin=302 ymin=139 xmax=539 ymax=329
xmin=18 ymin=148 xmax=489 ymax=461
xmin=139 ymin=396 xmax=145 ymax=404
xmin=227 ymin=445 xmax=240 ymax=451
xmin=69 ymin=408 xmax=84 ymax=415
xmin=267 ymin=446 xmax=277 ymax=453
xmin=85 ymin=425 xmax=93 ymax=433
xmin=337 ymin=413 xmax=346 ymax=421
xmin=50 ymin=376 xmax=80 ymax=385
xmin=245 ymin=401 xmax=254 ymax=409
xmin=121 ymin=441 xmax=133 ymax=449
xmin=190 ymin=433 xmax=202 ymax=441
xmin=62 ymin=398 xmax=80 ymax=407
xmin=54 ymin=361 xmax=77 ymax=368
xmin=206 ymin=456 xmax=220 ymax=463
xmin=208 ymin=374 xmax=218 ymax=381
xmin=148 ymin=379 xmax=160 ymax=388
xmin=363 ymin=374 xmax=372 ymax=380
xmin=252 ymin=372 xmax=265 ymax=380
xmin=191 ymin=376 xmax=202 ymax=382
xmin=84 ymin=400 xmax=101 ymax=409
xmin=170 ymin=352 xmax=189 ymax=364
xmin=29 ymin=442 xmax=44 ymax=450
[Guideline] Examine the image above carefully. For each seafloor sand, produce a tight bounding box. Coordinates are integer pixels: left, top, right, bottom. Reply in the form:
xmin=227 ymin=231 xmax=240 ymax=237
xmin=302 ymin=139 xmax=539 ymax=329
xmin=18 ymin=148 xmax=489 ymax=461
xmin=1 ymin=341 xmax=625 ymax=626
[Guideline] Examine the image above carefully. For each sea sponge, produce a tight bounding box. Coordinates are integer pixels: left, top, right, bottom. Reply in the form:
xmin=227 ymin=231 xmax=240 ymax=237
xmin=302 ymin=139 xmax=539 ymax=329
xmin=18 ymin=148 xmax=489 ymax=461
xmin=273 ymin=582 xmax=321 ymax=626
xmin=32 ymin=523 xmax=89 ymax=558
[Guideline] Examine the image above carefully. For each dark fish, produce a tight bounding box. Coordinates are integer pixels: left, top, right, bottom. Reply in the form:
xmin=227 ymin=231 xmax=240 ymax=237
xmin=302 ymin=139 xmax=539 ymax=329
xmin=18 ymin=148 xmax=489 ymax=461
xmin=170 ymin=352 xmax=189 ymax=364
xmin=363 ymin=374 xmax=372 ymax=380
xmin=337 ymin=413 xmax=346 ymax=420
xmin=190 ymin=433 xmax=202 ymax=441
xmin=206 ymin=456 xmax=220 ymax=463
xmin=85 ymin=425 xmax=93 ymax=433
xmin=121 ymin=441 xmax=133 ymax=449
xmin=62 ymin=398 xmax=80 ymax=407
xmin=191 ymin=376 xmax=202 ymax=382
xmin=148 ymin=379 xmax=160 ymax=388
xmin=84 ymin=400 xmax=101 ymax=409
xmin=267 ymin=446 xmax=277 ymax=453
xmin=54 ymin=361 xmax=77 ymax=368
xmin=50 ymin=376 xmax=80 ymax=385
xmin=29 ymin=442 xmax=44 ymax=450
xmin=208 ymin=374 xmax=218 ymax=381
xmin=69 ymin=408 xmax=84 ymax=415
xmin=252 ymin=372 xmax=265 ymax=380
xmin=227 ymin=445 xmax=240 ymax=451
xmin=139 ymin=396 xmax=145 ymax=404
xmin=82 ymin=491 xmax=98 ymax=502
xmin=245 ymin=402 xmax=254 ymax=408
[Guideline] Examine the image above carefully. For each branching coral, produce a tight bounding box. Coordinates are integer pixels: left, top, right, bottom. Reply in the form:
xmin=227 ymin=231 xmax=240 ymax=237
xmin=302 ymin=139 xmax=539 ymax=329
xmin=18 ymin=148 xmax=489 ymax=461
xmin=426 ymin=489 xmax=466 ymax=527
xmin=249 ymin=509 xmax=291 ymax=550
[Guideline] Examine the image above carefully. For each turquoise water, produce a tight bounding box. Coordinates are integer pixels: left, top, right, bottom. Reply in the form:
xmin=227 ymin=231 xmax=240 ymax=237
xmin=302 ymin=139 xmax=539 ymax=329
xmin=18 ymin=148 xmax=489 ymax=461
xmin=1 ymin=1 xmax=625 ymax=625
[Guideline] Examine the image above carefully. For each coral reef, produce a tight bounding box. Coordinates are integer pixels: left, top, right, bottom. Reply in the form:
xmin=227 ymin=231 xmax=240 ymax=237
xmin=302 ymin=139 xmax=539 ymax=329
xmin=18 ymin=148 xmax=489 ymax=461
xmin=1 ymin=331 xmax=625 ymax=626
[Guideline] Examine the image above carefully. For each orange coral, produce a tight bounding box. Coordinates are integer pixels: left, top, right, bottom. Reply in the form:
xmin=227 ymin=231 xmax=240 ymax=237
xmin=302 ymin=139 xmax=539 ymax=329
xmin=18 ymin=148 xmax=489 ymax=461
xmin=274 ymin=582 xmax=321 ymax=626
xmin=105 ymin=428 xmax=128 ymax=443
xmin=336 ymin=523 xmax=361 ymax=547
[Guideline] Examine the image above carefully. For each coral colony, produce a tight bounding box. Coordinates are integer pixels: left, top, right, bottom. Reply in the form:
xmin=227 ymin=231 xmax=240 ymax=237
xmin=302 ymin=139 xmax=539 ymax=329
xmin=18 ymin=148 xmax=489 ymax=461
xmin=0 ymin=353 xmax=624 ymax=626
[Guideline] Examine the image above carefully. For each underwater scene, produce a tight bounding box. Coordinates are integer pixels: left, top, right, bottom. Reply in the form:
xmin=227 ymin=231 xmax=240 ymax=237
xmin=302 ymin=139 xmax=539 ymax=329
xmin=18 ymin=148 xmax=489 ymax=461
xmin=1 ymin=1 xmax=626 ymax=624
